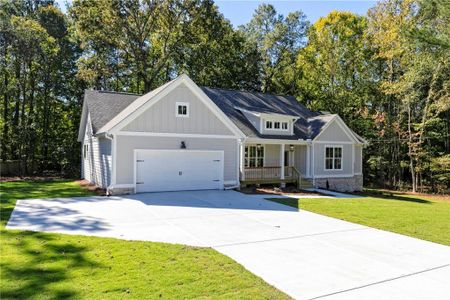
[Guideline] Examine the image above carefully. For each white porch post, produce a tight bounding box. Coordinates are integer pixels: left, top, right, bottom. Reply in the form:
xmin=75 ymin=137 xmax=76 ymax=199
xmin=240 ymin=141 xmax=245 ymax=181
xmin=306 ymin=140 xmax=311 ymax=177
xmin=280 ymin=144 xmax=285 ymax=180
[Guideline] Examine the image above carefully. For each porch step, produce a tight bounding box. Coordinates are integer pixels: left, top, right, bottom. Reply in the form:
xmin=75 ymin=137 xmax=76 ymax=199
xmin=298 ymin=178 xmax=314 ymax=189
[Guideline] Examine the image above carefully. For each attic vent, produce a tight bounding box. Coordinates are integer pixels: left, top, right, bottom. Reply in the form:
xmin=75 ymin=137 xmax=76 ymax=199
xmin=320 ymin=111 xmax=331 ymax=114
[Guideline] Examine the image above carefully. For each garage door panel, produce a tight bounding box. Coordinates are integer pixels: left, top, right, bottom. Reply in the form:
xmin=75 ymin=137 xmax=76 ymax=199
xmin=135 ymin=150 xmax=224 ymax=193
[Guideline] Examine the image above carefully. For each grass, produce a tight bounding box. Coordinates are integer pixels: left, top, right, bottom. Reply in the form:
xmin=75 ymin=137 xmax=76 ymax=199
xmin=0 ymin=179 xmax=289 ymax=299
xmin=267 ymin=189 xmax=450 ymax=246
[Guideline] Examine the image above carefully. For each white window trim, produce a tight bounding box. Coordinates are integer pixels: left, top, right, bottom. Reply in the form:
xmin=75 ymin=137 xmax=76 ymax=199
xmin=83 ymin=143 xmax=89 ymax=160
xmin=265 ymin=120 xmax=273 ymax=129
xmin=244 ymin=144 xmax=265 ymax=168
xmin=175 ymin=102 xmax=189 ymax=118
xmin=324 ymin=145 xmax=343 ymax=171
xmin=264 ymin=120 xmax=289 ymax=131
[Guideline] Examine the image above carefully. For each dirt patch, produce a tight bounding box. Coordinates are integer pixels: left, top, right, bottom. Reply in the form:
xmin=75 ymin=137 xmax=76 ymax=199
xmin=238 ymin=185 xmax=322 ymax=196
xmin=76 ymin=180 xmax=106 ymax=196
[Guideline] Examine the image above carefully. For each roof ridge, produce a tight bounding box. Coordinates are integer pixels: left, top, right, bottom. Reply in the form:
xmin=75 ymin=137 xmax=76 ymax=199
xmin=87 ymin=89 xmax=142 ymax=96
xmin=201 ymin=86 xmax=296 ymax=99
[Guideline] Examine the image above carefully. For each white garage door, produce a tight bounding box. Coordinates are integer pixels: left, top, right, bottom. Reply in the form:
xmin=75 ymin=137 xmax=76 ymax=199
xmin=135 ymin=150 xmax=224 ymax=193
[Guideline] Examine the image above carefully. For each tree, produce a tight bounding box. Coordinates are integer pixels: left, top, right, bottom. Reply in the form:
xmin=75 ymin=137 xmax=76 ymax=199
xmin=240 ymin=3 xmax=309 ymax=93
xmin=296 ymin=11 xmax=377 ymax=135
xmin=0 ymin=0 xmax=83 ymax=175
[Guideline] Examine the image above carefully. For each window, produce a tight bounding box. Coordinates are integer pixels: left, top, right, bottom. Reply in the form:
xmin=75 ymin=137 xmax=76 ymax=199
xmin=244 ymin=145 xmax=264 ymax=167
xmin=265 ymin=120 xmax=289 ymax=131
xmin=83 ymin=144 xmax=89 ymax=159
xmin=176 ymin=102 xmax=189 ymax=117
xmin=325 ymin=146 xmax=342 ymax=170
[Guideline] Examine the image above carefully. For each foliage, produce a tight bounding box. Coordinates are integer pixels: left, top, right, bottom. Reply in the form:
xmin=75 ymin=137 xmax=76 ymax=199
xmin=0 ymin=0 xmax=448 ymax=191
xmin=240 ymin=3 xmax=309 ymax=93
xmin=267 ymin=189 xmax=450 ymax=246
xmin=0 ymin=179 xmax=289 ymax=299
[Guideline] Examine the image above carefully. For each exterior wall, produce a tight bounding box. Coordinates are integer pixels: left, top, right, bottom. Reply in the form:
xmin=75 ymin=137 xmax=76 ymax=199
xmin=354 ymin=145 xmax=363 ymax=174
xmin=312 ymin=143 xmax=353 ymax=177
xmin=264 ymin=144 xmax=281 ymax=166
xmin=115 ymin=135 xmax=238 ymax=185
xmin=315 ymin=120 xmax=353 ymax=142
xmin=315 ymin=175 xmax=363 ymax=192
xmin=242 ymin=111 xmax=261 ymax=132
xmin=81 ymin=115 xmax=93 ymax=182
xmin=311 ymin=119 xmax=364 ymax=192
xmin=122 ymin=83 xmax=233 ymax=136
xmin=294 ymin=145 xmax=307 ymax=176
xmin=81 ymin=114 xmax=112 ymax=189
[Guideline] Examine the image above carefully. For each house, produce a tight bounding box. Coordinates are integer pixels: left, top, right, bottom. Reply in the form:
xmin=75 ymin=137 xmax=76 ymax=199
xmin=78 ymin=74 xmax=366 ymax=195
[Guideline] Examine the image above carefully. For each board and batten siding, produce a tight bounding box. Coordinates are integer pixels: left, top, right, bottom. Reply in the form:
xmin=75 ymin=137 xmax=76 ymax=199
xmin=115 ymin=135 xmax=238 ymax=185
xmin=121 ymin=83 xmax=234 ymax=136
xmin=264 ymin=144 xmax=281 ymax=166
xmin=294 ymin=145 xmax=307 ymax=176
xmin=81 ymin=114 xmax=112 ymax=189
xmin=315 ymin=120 xmax=353 ymax=143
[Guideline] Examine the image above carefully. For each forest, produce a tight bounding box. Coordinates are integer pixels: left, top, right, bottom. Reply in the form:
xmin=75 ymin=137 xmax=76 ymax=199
xmin=0 ymin=0 xmax=449 ymax=193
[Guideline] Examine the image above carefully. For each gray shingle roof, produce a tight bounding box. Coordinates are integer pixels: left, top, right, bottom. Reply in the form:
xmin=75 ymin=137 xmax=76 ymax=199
xmin=200 ymin=87 xmax=331 ymax=140
xmin=81 ymin=86 xmax=340 ymax=141
xmin=84 ymin=90 xmax=140 ymax=133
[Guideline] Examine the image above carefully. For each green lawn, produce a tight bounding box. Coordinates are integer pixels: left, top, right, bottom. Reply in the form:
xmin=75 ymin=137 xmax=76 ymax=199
xmin=268 ymin=190 xmax=450 ymax=246
xmin=0 ymin=180 xmax=289 ymax=299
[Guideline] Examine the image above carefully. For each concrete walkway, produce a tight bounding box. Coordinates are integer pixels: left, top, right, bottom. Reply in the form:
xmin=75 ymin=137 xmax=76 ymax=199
xmin=6 ymin=190 xmax=450 ymax=299
xmin=304 ymin=188 xmax=365 ymax=198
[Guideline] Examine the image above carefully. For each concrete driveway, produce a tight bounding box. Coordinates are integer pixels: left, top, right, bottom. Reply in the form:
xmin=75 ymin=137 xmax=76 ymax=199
xmin=6 ymin=190 xmax=450 ymax=299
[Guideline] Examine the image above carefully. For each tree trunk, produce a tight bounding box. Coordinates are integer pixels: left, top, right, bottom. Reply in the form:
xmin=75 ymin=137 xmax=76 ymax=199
xmin=407 ymin=105 xmax=417 ymax=193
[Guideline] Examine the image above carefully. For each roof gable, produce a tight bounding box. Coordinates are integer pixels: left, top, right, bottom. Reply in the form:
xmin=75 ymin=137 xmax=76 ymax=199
xmin=97 ymin=74 xmax=245 ymax=137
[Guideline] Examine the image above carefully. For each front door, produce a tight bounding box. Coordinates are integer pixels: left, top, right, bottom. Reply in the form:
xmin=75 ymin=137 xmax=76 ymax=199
xmin=284 ymin=150 xmax=292 ymax=167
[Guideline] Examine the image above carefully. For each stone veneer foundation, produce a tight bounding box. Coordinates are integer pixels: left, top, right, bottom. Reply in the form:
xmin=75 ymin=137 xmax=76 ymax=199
xmin=314 ymin=175 xmax=363 ymax=192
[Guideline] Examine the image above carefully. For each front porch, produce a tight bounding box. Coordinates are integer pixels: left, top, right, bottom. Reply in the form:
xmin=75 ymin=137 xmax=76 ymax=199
xmin=239 ymin=142 xmax=313 ymax=189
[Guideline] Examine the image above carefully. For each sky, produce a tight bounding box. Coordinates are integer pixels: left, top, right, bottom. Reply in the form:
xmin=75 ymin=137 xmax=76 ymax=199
xmin=215 ymin=0 xmax=377 ymax=27
xmin=56 ymin=0 xmax=377 ymax=25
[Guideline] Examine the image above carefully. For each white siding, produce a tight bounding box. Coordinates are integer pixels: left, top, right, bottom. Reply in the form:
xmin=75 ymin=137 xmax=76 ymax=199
xmin=122 ymin=83 xmax=233 ymax=135
xmin=264 ymin=144 xmax=281 ymax=166
xmin=294 ymin=145 xmax=307 ymax=175
xmin=115 ymin=135 xmax=238 ymax=185
xmin=242 ymin=111 xmax=261 ymax=132
xmin=81 ymin=114 xmax=112 ymax=189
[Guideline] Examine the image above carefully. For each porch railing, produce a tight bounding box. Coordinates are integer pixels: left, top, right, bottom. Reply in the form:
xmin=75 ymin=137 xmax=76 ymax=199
xmin=244 ymin=166 xmax=282 ymax=180
xmin=243 ymin=166 xmax=298 ymax=180
xmin=241 ymin=166 xmax=303 ymax=189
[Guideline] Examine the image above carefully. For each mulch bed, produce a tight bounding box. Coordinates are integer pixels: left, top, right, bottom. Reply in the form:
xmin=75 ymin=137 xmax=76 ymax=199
xmin=76 ymin=179 xmax=106 ymax=196
xmin=238 ymin=185 xmax=321 ymax=196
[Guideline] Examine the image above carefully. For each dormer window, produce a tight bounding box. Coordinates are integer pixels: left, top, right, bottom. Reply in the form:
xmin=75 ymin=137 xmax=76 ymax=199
xmin=265 ymin=120 xmax=289 ymax=131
